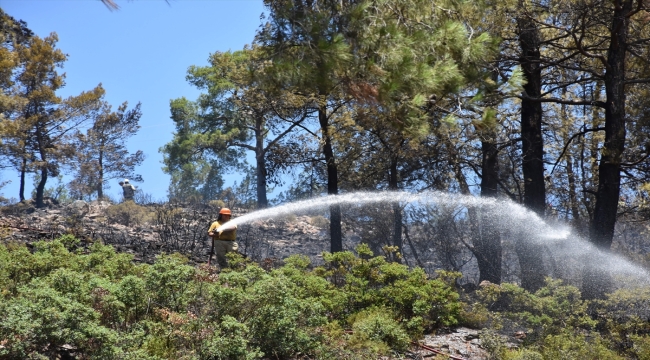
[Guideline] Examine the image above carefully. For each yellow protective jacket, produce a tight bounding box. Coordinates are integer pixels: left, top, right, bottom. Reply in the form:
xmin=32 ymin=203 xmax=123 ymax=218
xmin=208 ymin=220 xmax=237 ymax=241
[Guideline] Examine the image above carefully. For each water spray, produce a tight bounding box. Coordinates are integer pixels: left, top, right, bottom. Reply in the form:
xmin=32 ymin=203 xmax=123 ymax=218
xmin=215 ymin=190 xmax=649 ymax=285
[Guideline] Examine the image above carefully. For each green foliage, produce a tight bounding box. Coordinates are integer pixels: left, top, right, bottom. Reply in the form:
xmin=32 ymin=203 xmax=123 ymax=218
xmin=30 ymin=174 xmax=73 ymax=204
xmin=69 ymin=101 xmax=145 ymax=200
xmin=480 ymin=328 xmax=508 ymax=360
xmin=6 ymin=237 xmax=650 ymax=359
xmin=0 ymin=30 xmax=105 ymax=207
xmin=322 ymin=244 xmax=462 ymax=335
xmin=539 ymin=331 xmax=622 ymax=360
xmin=0 ymin=238 xmax=467 ymax=358
xmin=0 ymin=280 xmax=118 ymax=358
xmin=348 ymin=307 xmax=410 ymax=354
xmin=201 ymin=315 xmax=262 ymax=360
xmin=476 ymin=278 xmax=595 ymax=341
xmin=592 ymin=287 xmax=650 ymax=356
xmin=244 ymin=274 xmax=328 ymax=357
xmin=630 ymin=335 xmax=650 ymax=360
xmin=115 ymin=275 xmax=147 ymax=324
xmin=503 ymin=349 xmax=544 ymax=360
xmin=144 ymin=254 xmax=195 ymax=311
xmin=57 ymin=233 xmax=80 ymax=250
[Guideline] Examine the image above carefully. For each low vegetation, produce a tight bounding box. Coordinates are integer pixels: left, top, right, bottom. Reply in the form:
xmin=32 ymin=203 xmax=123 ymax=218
xmin=1 ymin=235 xmax=650 ymax=359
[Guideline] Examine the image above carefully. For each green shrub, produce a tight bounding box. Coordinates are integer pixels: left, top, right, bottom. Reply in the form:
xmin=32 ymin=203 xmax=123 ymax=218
xmin=476 ymin=278 xmax=595 ymax=343
xmin=541 ymin=331 xmax=623 ymax=360
xmin=201 ymin=315 xmax=263 ymax=360
xmin=145 ymin=254 xmax=195 ymax=311
xmin=0 ymin=242 xmax=35 ymax=296
xmin=460 ymin=301 xmax=492 ymax=329
xmin=116 ymin=275 xmax=148 ymax=324
xmin=0 ymin=236 xmax=105 ymax=297
xmin=244 ymin=274 xmax=328 ymax=358
xmin=0 ymin=281 xmax=118 ymax=359
xmin=594 ymin=287 xmax=650 ymax=355
xmin=76 ymin=242 xmax=137 ymax=280
xmin=630 ymin=335 xmax=650 ymax=360
xmin=504 ymin=349 xmax=544 ymax=360
xmin=480 ymin=328 xmax=508 ymax=360
xmin=322 ymin=244 xmax=462 ymax=334
xmin=14 ymin=237 xmax=647 ymax=359
xmin=348 ymin=307 xmax=410 ymax=354
xmin=57 ymin=234 xmax=80 ymax=251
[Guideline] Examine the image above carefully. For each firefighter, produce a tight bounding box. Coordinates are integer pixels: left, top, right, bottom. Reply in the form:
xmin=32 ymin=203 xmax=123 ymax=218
xmin=207 ymin=208 xmax=238 ymax=268
xmin=120 ymin=179 xmax=136 ymax=202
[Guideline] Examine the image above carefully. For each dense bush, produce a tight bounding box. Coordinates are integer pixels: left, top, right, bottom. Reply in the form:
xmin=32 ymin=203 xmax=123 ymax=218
xmin=3 ymin=236 xmax=650 ymax=359
xmin=470 ymin=279 xmax=650 ymax=360
xmin=0 ymin=238 xmax=463 ymax=359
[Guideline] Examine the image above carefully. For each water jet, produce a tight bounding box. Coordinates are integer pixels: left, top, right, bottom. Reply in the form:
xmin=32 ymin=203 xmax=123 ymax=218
xmin=217 ymin=190 xmax=649 ymax=288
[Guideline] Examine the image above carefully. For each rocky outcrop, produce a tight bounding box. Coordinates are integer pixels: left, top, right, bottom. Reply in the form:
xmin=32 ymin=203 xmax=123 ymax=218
xmin=0 ymin=201 xmax=336 ymax=266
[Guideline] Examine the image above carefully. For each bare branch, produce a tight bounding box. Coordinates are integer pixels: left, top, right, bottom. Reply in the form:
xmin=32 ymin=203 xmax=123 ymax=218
xmin=550 ymin=126 xmax=606 ymax=175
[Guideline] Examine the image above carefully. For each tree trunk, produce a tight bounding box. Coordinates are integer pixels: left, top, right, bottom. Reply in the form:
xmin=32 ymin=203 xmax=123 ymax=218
xmin=35 ymin=126 xmax=47 ymax=208
xmin=256 ymin=153 xmax=268 ymax=209
xmin=97 ymin=147 xmax=104 ymax=199
xmin=475 ymin=137 xmax=502 ymax=284
xmin=35 ymin=166 xmax=47 ymax=208
xmin=590 ymin=0 xmax=630 ymax=250
xmin=584 ymin=0 xmax=631 ymax=299
xmin=19 ymin=157 xmax=26 ymax=202
xmin=517 ymin=14 xmax=547 ymax=292
xmin=388 ymin=158 xmax=402 ymax=261
xmin=255 ymin=116 xmax=268 ymax=208
xmin=319 ymin=104 xmax=342 ymax=252
xmin=451 ymin=152 xmax=498 ymax=283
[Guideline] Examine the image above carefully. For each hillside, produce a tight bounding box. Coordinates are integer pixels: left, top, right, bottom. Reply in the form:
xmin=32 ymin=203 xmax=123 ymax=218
xmin=2 ymin=199 xmax=650 ymax=360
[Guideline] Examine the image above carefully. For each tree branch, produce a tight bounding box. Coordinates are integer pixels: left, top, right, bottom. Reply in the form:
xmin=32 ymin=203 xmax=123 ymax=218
xmin=550 ymin=126 xmax=606 ymax=175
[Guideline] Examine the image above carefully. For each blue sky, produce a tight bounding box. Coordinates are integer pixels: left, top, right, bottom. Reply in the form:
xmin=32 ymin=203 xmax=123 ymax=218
xmin=1 ymin=0 xmax=266 ymax=201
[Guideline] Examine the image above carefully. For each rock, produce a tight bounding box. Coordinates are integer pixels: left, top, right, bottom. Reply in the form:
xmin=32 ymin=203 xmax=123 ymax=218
xmin=421 ymin=327 xmax=489 ymax=360
xmin=67 ymin=200 xmax=90 ymax=217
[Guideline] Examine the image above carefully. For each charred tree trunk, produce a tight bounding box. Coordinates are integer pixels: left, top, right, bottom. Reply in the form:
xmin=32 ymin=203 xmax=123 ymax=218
xmin=516 ymin=14 xmax=547 ymax=292
xmin=19 ymin=157 xmax=26 ymax=202
xmin=590 ymin=0 xmax=630 ymax=251
xmin=97 ymin=146 xmax=104 ymax=199
xmin=35 ymin=125 xmax=47 ymax=208
xmin=255 ymin=153 xmax=269 ymax=209
xmin=35 ymin=166 xmax=47 ymax=208
xmin=475 ymin=137 xmax=502 ymax=284
xmin=450 ymin=143 xmax=501 ymax=284
xmin=319 ymin=104 xmax=342 ymax=252
xmin=388 ymin=157 xmax=402 ymax=261
xmin=584 ymin=0 xmax=631 ymax=299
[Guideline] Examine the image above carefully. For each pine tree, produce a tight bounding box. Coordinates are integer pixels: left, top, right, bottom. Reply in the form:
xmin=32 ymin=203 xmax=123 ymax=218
xmin=69 ymin=101 xmax=145 ymax=200
xmin=161 ymin=48 xmax=312 ymax=206
xmin=1 ymin=32 xmax=103 ymax=207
